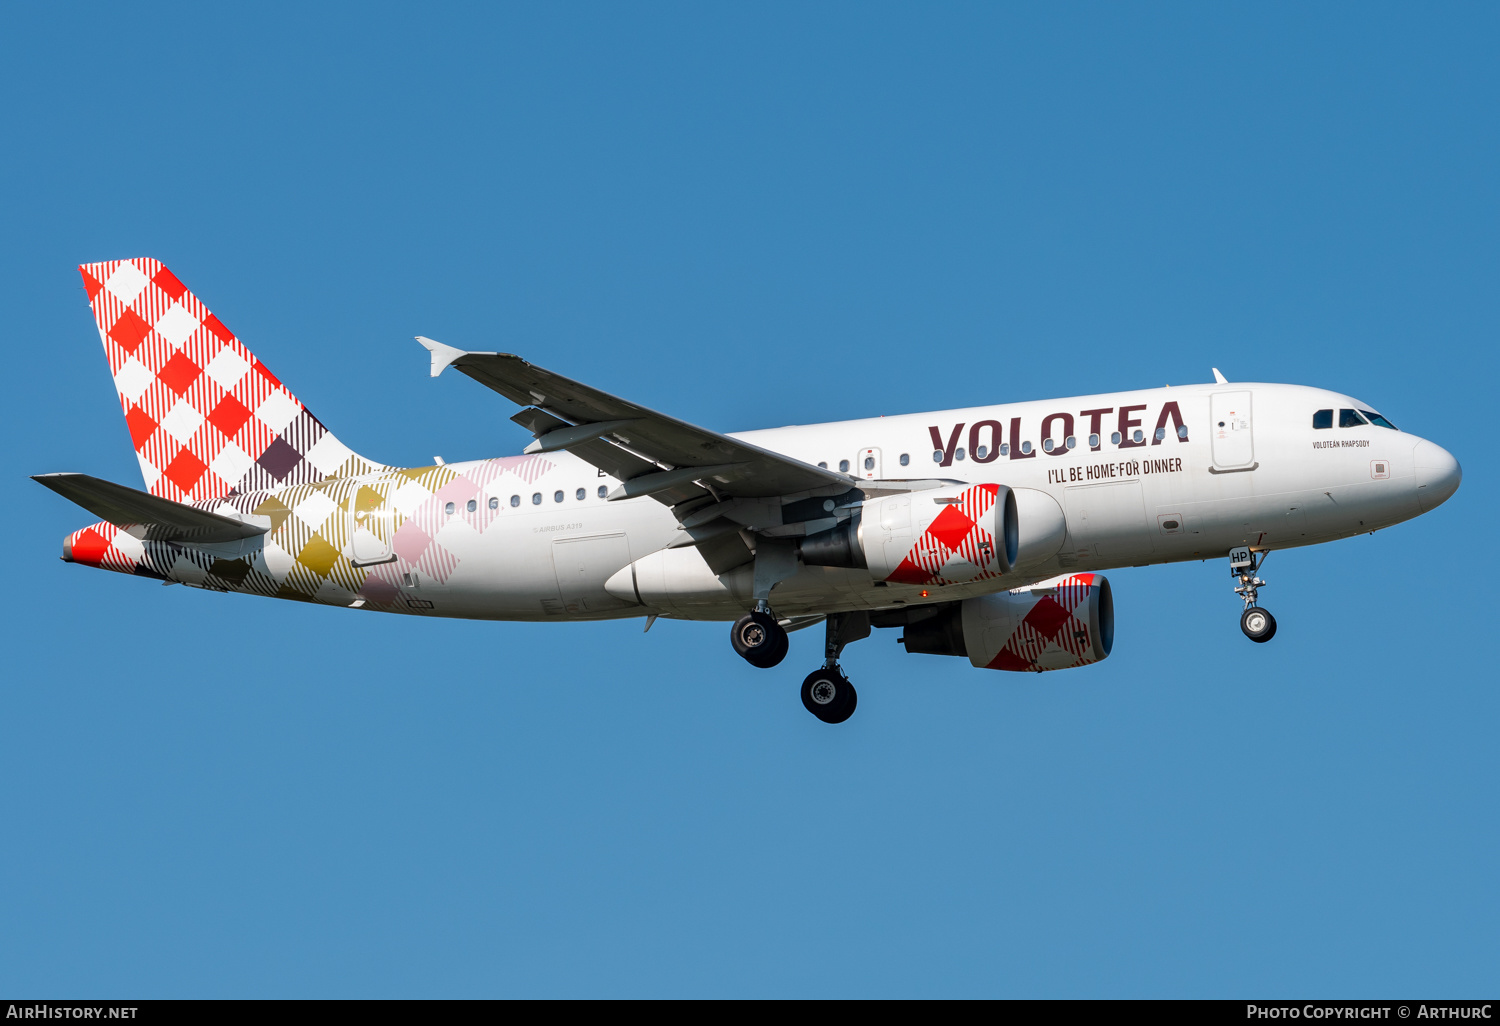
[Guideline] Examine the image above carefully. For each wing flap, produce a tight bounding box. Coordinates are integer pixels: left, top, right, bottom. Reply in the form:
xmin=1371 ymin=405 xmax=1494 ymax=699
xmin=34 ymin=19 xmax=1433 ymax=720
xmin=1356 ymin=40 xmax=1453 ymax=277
xmin=33 ymin=473 xmax=267 ymax=542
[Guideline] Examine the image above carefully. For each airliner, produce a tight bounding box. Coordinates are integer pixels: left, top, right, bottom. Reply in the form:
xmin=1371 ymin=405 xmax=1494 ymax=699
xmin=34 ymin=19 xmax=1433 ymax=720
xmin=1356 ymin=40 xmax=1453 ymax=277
xmin=36 ymin=259 xmax=1461 ymax=723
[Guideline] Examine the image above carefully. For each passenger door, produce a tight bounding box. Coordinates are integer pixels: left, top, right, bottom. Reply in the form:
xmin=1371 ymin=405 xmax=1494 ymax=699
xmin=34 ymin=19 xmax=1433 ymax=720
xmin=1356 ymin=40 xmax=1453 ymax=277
xmin=1210 ymin=391 xmax=1255 ymax=469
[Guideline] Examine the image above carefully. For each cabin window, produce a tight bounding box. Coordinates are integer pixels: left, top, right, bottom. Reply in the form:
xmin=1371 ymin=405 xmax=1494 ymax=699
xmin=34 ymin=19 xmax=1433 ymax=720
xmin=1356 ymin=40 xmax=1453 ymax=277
xmin=554 ymin=490 xmax=564 ymax=503
xmin=510 ymin=495 xmax=521 ymax=507
xmin=489 ymin=497 xmax=499 ymax=510
xmin=954 ymin=448 xmax=966 ymax=461
xmin=864 ymin=456 xmax=875 ymax=471
xmin=444 ymin=502 xmax=455 ymax=515
xmin=1154 ymin=427 xmax=1166 ymax=441
xmin=1362 ymin=410 xmax=1399 ymax=430
xmin=1340 ymin=409 xmax=1368 ymax=428
xmin=932 ymin=450 xmax=944 ymax=463
xmin=532 ymin=493 xmax=542 ymax=505
xmin=1088 ymin=433 xmax=1100 ymax=448
xmin=1020 ymin=441 xmax=1033 ymax=455
xmin=465 ymin=499 xmax=475 ymax=512
xmin=1132 ymin=429 xmax=1145 ymax=443
xmin=839 ymin=459 xmax=850 ymax=472
xmin=818 ymin=461 xmax=827 ymax=469
xmin=1066 ymin=435 xmax=1077 ymax=449
xmin=1042 ymin=438 xmax=1055 ymax=453
xmin=576 ymin=488 xmax=585 ymax=500
xmin=999 ymin=443 xmax=1010 ymax=456
xmin=598 ymin=485 xmax=608 ymax=498
xmin=975 ymin=446 xmax=988 ymax=460
xmin=1111 ymin=431 xmax=1122 ymax=445
xmin=1177 ymin=424 xmax=1189 ymax=439
xmin=899 ymin=453 xmax=910 ymax=466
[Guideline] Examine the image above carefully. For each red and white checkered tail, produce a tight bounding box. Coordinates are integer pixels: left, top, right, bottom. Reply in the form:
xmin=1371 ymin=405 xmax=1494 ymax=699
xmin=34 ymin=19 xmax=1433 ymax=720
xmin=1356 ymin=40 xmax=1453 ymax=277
xmin=79 ymin=258 xmax=383 ymax=503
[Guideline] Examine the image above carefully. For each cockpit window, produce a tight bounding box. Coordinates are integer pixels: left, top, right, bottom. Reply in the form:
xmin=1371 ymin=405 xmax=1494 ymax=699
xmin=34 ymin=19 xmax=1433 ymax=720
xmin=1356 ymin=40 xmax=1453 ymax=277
xmin=1312 ymin=409 xmax=1333 ymax=429
xmin=1361 ymin=410 xmax=1398 ymax=430
xmin=1339 ymin=409 xmax=1368 ymax=428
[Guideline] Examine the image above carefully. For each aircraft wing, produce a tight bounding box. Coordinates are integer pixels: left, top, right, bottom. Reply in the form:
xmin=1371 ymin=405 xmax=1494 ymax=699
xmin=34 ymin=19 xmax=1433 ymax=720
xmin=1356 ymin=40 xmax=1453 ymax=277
xmin=418 ymin=338 xmax=853 ymax=502
xmin=33 ymin=473 xmax=267 ymax=543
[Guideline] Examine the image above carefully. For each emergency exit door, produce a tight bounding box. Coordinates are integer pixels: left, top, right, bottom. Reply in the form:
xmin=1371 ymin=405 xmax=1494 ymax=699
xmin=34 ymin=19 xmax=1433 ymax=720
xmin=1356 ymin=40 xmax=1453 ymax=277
xmin=1210 ymin=391 xmax=1255 ymax=469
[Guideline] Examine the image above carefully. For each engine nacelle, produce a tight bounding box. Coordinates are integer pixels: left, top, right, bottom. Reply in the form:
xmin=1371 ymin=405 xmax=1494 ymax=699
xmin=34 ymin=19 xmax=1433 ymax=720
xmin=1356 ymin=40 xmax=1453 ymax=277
xmin=802 ymin=484 xmax=1019 ymax=584
xmin=801 ymin=484 xmax=1068 ymax=585
xmin=900 ymin=573 xmax=1114 ymax=672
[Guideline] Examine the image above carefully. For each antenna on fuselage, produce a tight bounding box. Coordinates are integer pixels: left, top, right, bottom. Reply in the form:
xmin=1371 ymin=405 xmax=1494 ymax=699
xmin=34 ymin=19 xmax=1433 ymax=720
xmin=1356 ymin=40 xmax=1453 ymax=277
xmin=1212 ymin=368 xmax=1228 ymax=384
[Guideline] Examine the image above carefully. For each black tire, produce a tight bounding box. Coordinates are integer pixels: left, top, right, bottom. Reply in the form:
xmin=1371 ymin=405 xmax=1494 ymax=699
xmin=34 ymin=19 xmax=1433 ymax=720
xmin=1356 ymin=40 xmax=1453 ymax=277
xmin=1241 ymin=606 xmax=1277 ymax=643
xmin=732 ymin=611 xmax=789 ymax=668
xmin=801 ymin=668 xmax=857 ymax=723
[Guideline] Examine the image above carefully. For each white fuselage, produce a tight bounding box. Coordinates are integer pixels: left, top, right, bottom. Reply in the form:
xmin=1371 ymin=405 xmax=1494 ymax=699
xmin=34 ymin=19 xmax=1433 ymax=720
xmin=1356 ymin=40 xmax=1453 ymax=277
xmin=400 ymin=381 xmax=1454 ymax=623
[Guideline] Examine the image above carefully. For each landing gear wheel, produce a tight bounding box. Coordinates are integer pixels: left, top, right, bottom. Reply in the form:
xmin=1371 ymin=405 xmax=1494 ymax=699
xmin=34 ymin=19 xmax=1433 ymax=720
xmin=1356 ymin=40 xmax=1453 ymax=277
xmin=1240 ymin=606 xmax=1277 ymax=643
xmin=731 ymin=610 xmax=789 ymax=668
xmin=801 ymin=667 xmax=857 ymax=724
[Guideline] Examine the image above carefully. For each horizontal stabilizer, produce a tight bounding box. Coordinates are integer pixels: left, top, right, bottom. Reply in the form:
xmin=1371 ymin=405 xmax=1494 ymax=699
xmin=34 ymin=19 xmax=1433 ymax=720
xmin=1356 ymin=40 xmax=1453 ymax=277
xmin=33 ymin=473 xmax=267 ymax=542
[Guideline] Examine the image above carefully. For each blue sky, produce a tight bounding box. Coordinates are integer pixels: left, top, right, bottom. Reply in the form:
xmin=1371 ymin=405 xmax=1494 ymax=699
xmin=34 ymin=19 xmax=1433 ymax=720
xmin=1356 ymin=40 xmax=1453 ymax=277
xmin=2 ymin=3 xmax=1496 ymax=997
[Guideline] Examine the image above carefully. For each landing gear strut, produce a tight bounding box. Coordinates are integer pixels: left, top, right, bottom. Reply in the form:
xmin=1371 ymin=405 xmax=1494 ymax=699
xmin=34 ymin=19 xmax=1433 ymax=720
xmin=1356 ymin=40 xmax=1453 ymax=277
xmin=731 ymin=603 xmax=789 ymax=668
xmin=801 ymin=612 xmax=869 ymax=723
xmin=1231 ymin=547 xmax=1277 ymax=643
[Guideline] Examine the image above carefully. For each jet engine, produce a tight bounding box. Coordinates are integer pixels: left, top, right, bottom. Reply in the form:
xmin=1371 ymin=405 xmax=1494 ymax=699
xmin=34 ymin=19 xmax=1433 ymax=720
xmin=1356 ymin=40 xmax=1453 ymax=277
xmin=896 ymin=573 xmax=1114 ymax=672
xmin=801 ymin=483 xmax=1017 ymax=582
xmin=801 ymin=485 xmax=1067 ymax=585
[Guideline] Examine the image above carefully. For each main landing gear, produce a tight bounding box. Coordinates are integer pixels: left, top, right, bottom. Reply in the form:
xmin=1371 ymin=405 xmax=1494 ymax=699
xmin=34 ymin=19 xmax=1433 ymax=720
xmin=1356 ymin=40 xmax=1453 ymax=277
xmin=731 ymin=604 xmax=789 ymax=668
xmin=801 ymin=612 xmax=870 ymax=724
xmin=730 ymin=603 xmax=870 ymax=723
xmin=1231 ymin=547 xmax=1277 ymax=643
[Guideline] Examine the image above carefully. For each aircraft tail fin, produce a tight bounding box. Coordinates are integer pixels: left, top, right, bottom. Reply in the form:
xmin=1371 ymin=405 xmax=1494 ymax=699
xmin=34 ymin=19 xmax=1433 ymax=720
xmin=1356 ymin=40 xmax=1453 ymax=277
xmin=79 ymin=258 xmax=382 ymax=502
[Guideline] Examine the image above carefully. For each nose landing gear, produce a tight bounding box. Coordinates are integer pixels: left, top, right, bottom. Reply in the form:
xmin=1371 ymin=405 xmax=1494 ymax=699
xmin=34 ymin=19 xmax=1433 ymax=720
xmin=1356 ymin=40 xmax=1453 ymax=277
xmin=1231 ymin=546 xmax=1277 ymax=643
xmin=801 ymin=612 xmax=869 ymax=723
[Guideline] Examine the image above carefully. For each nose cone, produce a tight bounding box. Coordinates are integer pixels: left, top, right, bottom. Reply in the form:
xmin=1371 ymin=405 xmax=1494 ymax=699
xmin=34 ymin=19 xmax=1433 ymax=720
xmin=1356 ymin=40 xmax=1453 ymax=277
xmin=1413 ymin=440 xmax=1461 ymax=512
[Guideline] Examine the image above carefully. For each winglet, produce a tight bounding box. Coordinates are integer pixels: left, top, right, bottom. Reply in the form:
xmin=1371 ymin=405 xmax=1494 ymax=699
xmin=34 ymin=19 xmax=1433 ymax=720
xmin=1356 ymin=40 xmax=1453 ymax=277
xmin=1212 ymin=367 xmax=1228 ymax=384
xmin=416 ymin=336 xmax=469 ymax=378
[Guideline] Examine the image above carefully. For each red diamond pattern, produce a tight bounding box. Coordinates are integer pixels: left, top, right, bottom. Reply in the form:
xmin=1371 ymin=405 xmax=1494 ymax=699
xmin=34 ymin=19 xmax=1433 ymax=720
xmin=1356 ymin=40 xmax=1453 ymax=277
xmin=1024 ymin=595 xmax=1072 ymax=641
xmin=926 ymin=504 xmax=975 ymax=551
xmin=124 ymin=405 xmax=158 ymax=450
xmin=151 ymin=265 xmax=186 ymax=301
xmin=109 ymin=307 xmax=151 ymax=354
xmin=883 ymin=484 xmax=1002 ymax=586
xmin=163 ymin=447 xmax=208 ymax=496
xmin=983 ymin=574 xmax=1103 ymax=673
xmin=157 ymin=350 xmax=202 ymax=396
xmin=208 ymin=394 xmax=252 ymax=439
xmin=79 ymin=258 xmax=380 ymax=503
